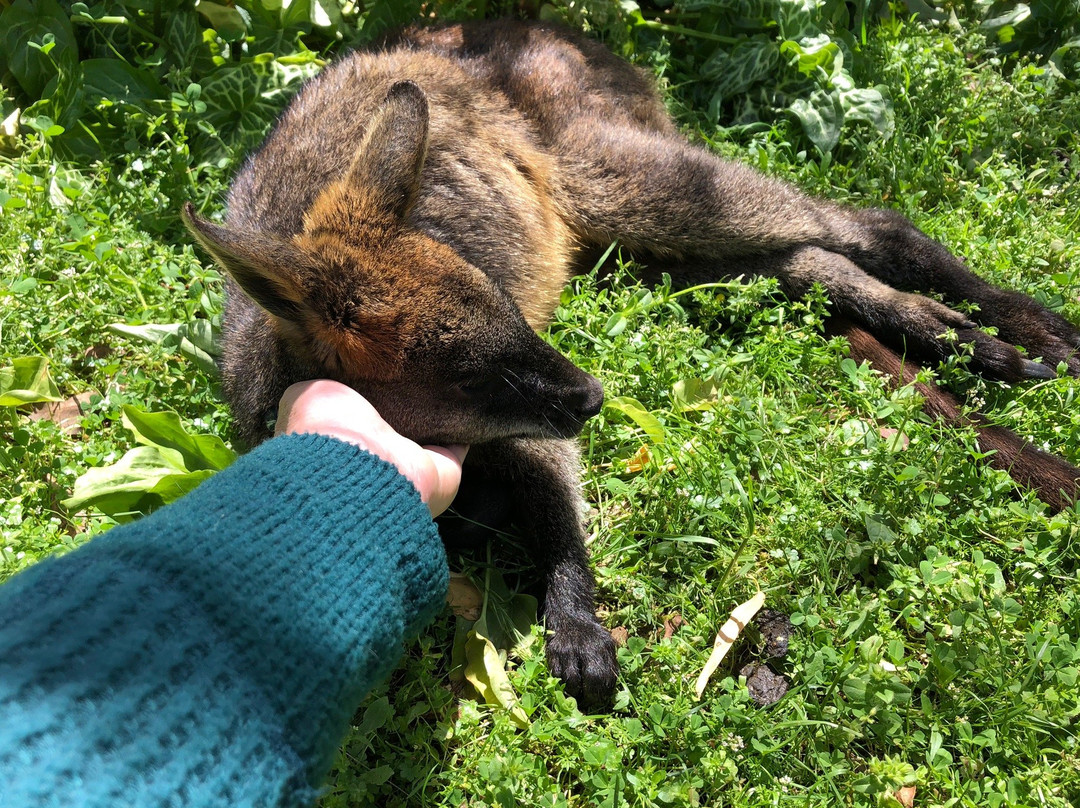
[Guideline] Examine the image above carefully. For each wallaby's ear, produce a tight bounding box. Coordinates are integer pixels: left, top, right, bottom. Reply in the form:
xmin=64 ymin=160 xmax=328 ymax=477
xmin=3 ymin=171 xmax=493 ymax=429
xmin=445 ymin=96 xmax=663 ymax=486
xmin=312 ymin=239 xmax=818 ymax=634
xmin=182 ymin=203 xmax=310 ymax=322
xmin=345 ymin=80 xmax=429 ymax=219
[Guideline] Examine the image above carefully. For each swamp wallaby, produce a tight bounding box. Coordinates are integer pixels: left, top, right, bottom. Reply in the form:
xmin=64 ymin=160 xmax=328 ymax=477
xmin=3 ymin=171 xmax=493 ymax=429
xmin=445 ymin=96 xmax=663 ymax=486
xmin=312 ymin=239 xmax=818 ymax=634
xmin=184 ymin=19 xmax=1080 ymax=710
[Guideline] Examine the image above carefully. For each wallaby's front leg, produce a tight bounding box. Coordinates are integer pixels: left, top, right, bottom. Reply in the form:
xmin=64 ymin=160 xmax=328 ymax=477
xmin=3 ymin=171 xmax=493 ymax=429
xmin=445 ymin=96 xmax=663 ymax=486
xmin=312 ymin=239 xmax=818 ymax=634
xmin=468 ymin=438 xmax=617 ymax=711
xmin=842 ymin=207 xmax=1080 ymax=375
xmin=652 ymin=248 xmax=1061 ymax=381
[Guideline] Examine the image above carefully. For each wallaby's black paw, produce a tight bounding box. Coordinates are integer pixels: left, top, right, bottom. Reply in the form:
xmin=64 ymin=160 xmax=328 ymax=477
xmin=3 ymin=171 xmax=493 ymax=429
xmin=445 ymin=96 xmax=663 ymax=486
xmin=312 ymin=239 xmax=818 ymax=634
xmin=975 ymin=291 xmax=1080 ymax=377
xmin=546 ymin=616 xmax=618 ymax=712
xmin=883 ymin=293 xmax=1037 ymax=381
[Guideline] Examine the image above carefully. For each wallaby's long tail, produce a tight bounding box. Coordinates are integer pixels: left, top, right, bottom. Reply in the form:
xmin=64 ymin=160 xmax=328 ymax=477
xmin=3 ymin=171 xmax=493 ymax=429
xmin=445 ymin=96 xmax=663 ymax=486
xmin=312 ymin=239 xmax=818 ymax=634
xmin=829 ymin=317 xmax=1079 ymax=512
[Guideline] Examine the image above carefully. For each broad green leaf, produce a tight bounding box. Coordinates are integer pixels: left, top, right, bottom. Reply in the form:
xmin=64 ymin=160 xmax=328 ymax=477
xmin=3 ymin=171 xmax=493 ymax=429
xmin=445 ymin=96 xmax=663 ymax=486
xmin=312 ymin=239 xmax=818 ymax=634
xmin=0 ymin=356 xmax=62 ymax=406
xmin=463 ymin=626 xmax=530 ymax=729
xmin=80 ymin=59 xmax=167 ymax=107
xmin=864 ymin=515 xmax=897 ymax=546
xmin=606 ymin=396 xmax=666 ymax=444
xmin=0 ymin=0 xmax=78 ymax=99
xmin=64 ymin=407 xmax=231 ymax=521
xmin=122 ymin=407 xmax=236 ymax=472
xmin=196 ymin=0 xmax=250 ymax=41
xmin=980 ymin=3 xmax=1031 ymax=32
xmin=1049 ymin=35 xmax=1080 ymax=77
xmin=63 ymin=446 xmax=214 ymax=521
xmin=279 ymin=0 xmax=314 ymax=29
xmin=109 ymin=320 xmax=221 ymax=375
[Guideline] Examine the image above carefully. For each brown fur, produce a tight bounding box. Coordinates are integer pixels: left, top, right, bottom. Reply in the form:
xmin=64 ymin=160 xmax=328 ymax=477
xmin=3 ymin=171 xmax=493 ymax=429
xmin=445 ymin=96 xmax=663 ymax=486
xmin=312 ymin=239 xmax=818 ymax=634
xmin=183 ymin=19 xmax=1080 ymax=709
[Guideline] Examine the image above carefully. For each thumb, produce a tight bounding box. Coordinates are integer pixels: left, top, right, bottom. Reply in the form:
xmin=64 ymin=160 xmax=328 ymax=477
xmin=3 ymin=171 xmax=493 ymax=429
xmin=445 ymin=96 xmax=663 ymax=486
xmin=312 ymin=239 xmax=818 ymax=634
xmin=420 ymin=444 xmax=468 ymax=517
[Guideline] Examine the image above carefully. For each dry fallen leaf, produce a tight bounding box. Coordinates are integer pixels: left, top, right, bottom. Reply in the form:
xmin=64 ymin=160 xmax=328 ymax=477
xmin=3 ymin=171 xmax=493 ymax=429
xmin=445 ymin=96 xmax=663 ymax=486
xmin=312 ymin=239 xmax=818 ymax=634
xmin=695 ymin=591 xmax=766 ymax=700
xmin=29 ymin=392 xmax=95 ymax=436
xmin=896 ymin=785 xmax=916 ymax=807
xmin=626 ymin=444 xmax=651 ymax=473
xmin=662 ymin=613 xmax=685 ymax=640
xmin=878 ymin=427 xmax=910 ymax=450
xmin=447 ymin=573 xmax=483 ymax=621
xmin=0 ymin=107 xmax=20 ymax=154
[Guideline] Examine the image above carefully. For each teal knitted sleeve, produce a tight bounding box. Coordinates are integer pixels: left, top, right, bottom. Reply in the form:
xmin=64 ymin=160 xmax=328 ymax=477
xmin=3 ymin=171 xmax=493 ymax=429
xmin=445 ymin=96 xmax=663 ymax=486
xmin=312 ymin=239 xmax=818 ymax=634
xmin=0 ymin=433 xmax=449 ymax=808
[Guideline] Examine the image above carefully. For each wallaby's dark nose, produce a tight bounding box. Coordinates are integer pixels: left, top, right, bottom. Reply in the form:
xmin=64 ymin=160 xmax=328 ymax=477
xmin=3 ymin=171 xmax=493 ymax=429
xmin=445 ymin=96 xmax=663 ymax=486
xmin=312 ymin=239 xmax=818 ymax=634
xmin=570 ymin=375 xmax=605 ymax=420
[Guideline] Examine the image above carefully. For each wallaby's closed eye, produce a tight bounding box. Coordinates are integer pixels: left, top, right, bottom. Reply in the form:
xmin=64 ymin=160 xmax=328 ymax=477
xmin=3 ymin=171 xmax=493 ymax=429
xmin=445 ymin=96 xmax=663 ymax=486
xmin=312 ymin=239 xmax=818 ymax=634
xmin=184 ymin=19 xmax=1080 ymax=710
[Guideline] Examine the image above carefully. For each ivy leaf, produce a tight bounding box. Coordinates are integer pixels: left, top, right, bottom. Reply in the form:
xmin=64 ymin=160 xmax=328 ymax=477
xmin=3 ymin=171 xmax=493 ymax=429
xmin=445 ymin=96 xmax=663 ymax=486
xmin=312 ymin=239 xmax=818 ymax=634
xmin=789 ymin=88 xmax=843 ymax=153
xmin=198 ymin=59 xmax=317 ymax=157
xmin=840 ymin=86 xmax=895 ymax=140
xmin=703 ymin=35 xmax=780 ymax=104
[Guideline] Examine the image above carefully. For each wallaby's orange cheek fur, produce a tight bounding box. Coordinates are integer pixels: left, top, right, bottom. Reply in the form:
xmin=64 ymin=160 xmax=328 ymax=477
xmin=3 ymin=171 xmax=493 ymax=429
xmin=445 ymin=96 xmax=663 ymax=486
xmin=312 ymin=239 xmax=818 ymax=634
xmin=183 ymin=19 xmax=1080 ymax=710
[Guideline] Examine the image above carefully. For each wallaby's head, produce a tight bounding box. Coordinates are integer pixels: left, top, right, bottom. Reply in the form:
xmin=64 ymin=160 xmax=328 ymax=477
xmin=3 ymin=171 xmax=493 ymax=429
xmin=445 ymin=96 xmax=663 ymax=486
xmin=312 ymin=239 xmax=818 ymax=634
xmin=183 ymin=81 xmax=602 ymax=445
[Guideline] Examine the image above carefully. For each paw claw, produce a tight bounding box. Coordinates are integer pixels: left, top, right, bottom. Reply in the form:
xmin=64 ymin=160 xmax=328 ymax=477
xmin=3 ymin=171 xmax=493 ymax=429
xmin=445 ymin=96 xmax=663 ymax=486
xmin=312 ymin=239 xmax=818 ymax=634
xmin=1021 ymin=359 xmax=1057 ymax=380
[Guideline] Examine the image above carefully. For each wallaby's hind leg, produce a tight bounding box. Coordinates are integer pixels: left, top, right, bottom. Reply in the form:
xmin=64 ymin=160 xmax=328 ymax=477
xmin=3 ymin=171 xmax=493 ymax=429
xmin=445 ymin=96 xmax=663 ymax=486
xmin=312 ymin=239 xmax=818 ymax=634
xmin=557 ymin=124 xmax=1080 ymax=378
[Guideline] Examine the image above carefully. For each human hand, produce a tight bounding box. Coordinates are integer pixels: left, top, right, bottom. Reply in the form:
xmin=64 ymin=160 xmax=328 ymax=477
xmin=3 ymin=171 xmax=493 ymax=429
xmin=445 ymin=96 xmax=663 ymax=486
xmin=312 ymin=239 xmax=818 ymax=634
xmin=275 ymin=380 xmax=467 ymax=517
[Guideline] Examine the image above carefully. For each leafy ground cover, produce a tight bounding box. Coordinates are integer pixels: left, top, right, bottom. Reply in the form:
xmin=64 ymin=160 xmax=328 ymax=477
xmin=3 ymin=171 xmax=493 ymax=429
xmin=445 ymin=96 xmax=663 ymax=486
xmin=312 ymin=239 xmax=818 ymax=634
xmin=2 ymin=1 xmax=1080 ymax=805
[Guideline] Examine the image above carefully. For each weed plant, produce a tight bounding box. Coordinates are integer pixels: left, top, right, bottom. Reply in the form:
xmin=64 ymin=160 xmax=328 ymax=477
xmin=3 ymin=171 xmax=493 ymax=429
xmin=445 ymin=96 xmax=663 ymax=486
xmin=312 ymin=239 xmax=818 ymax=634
xmin=2 ymin=1 xmax=1079 ymax=805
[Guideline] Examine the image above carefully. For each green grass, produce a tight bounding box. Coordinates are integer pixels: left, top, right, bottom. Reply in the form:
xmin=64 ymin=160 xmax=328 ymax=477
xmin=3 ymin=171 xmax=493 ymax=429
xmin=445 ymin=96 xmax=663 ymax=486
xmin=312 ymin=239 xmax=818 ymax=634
xmin=3 ymin=6 xmax=1080 ymax=807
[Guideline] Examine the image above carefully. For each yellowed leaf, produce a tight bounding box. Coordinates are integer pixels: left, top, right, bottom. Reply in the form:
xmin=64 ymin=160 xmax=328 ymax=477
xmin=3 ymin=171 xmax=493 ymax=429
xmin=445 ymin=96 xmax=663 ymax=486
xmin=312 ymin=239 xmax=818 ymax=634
xmin=463 ymin=627 xmax=529 ymax=728
xmin=695 ymin=591 xmax=766 ymax=700
xmin=447 ymin=572 xmax=482 ymax=620
xmin=626 ymin=444 xmax=651 ymax=473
